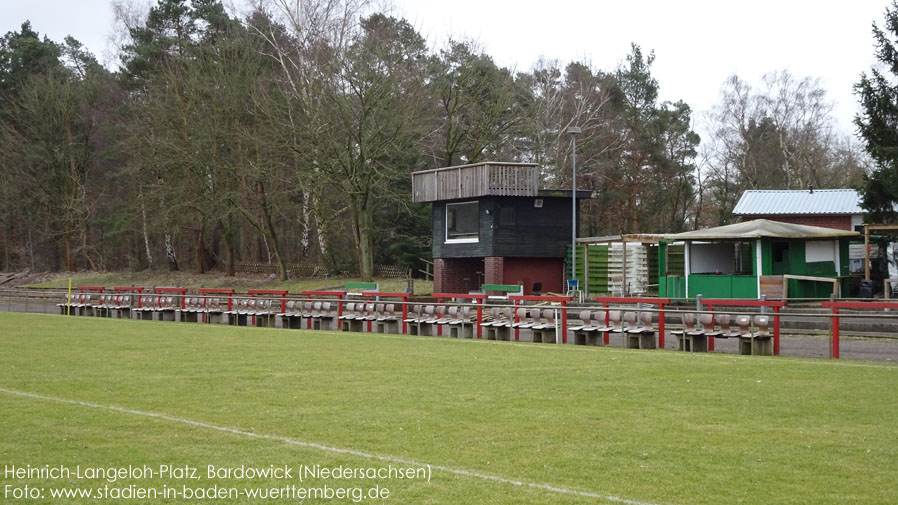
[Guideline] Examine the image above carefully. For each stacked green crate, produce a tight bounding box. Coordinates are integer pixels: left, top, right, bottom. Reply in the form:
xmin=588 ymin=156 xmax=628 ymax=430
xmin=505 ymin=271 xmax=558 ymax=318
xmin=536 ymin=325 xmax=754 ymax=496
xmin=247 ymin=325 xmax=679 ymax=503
xmin=658 ymin=243 xmax=686 ymax=298
xmin=566 ymin=244 xmax=588 ymax=285
xmin=646 ymin=245 xmax=659 ymax=295
xmin=587 ymin=245 xmax=609 ymax=294
xmin=667 ymin=245 xmax=685 ymax=275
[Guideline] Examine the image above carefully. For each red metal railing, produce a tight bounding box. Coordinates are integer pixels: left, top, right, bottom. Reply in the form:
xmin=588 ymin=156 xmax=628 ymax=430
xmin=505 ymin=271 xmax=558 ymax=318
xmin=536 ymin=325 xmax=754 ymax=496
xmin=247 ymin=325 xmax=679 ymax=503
xmin=821 ymin=301 xmax=898 ymax=359
xmin=509 ymin=295 xmax=573 ymax=343
xmin=154 ymin=287 xmax=188 ymax=309
xmin=592 ymin=297 xmax=671 ymax=346
xmin=302 ymin=291 xmax=344 ymax=329
xmin=433 ymin=293 xmax=487 ymax=338
xmin=702 ymin=299 xmax=784 ymax=355
xmin=113 ymin=286 xmax=143 ymax=307
xmin=199 ymin=288 xmax=235 ymax=312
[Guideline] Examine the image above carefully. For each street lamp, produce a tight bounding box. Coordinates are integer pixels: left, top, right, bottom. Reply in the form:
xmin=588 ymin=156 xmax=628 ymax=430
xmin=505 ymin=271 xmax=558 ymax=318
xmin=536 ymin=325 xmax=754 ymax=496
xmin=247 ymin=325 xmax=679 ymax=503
xmin=567 ymin=126 xmax=581 ymax=288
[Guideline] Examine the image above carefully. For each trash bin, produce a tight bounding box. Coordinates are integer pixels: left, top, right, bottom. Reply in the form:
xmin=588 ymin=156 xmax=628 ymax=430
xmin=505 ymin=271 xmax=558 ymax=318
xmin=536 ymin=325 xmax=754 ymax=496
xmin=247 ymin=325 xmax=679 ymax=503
xmin=859 ymin=279 xmax=875 ymax=299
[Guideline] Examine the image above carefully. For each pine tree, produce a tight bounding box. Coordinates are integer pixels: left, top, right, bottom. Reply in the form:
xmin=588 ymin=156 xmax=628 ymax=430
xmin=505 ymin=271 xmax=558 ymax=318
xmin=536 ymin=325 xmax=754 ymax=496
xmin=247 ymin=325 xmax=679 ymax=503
xmin=855 ymin=0 xmax=898 ymax=222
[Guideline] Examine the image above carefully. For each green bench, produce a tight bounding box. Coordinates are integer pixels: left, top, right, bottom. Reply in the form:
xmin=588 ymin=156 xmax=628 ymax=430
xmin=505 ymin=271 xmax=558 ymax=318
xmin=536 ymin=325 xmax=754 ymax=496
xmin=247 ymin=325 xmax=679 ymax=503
xmin=481 ymin=284 xmax=523 ymax=298
xmin=345 ymin=282 xmax=379 ymax=293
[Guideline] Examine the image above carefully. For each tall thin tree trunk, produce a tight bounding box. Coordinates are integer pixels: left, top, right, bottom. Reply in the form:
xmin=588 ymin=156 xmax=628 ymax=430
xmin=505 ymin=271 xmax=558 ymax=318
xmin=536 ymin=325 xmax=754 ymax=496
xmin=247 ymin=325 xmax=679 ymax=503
xmin=28 ymin=229 xmax=35 ymax=272
xmin=165 ymin=233 xmax=179 ymax=271
xmin=225 ymin=216 xmax=236 ymax=277
xmin=195 ymin=224 xmax=206 ymax=274
xmin=301 ymin=190 xmax=311 ymax=259
xmin=350 ymin=197 xmax=373 ymax=281
xmin=64 ymin=236 xmax=73 ymax=272
xmin=312 ymin=192 xmax=328 ymax=259
xmin=2 ymin=231 xmax=8 ymax=271
xmin=139 ymin=194 xmax=154 ymax=269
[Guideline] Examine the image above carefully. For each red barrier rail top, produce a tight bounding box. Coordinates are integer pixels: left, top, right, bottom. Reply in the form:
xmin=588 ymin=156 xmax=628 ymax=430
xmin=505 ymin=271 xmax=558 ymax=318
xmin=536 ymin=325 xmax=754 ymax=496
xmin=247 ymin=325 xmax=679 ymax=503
xmin=432 ymin=293 xmax=487 ymax=338
xmin=822 ymin=301 xmax=898 ymax=309
xmin=113 ymin=286 xmax=144 ymax=293
xmin=701 ymin=299 xmax=785 ymax=308
xmin=199 ymin=288 xmax=235 ymax=311
xmin=821 ymin=300 xmax=898 ymax=360
xmin=592 ymin=296 xmax=671 ymax=305
xmin=153 ymin=287 xmax=188 ymax=309
xmin=248 ymin=289 xmax=288 ymax=313
xmin=509 ymin=295 xmax=573 ymax=303
xmin=154 ymin=287 xmax=187 ymax=293
xmin=431 ymin=293 xmax=487 ymax=300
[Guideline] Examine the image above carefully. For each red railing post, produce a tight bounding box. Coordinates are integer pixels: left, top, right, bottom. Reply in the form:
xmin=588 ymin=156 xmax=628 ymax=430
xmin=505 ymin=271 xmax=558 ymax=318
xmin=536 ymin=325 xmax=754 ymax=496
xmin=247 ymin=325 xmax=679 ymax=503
xmin=561 ymin=301 xmax=567 ymax=344
xmin=401 ymin=295 xmax=408 ymax=334
xmin=307 ymin=295 xmax=313 ymax=329
xmin=433 ymin=293 xmax=485 ymax=339
xmin=832 ymin=307 xmax=840 ymax=359
xmin=435 ymin=296 xmax=443 ymax=337
xmin=477 ymin=300 xmax=483 ymax=339
xmin=367 ymin=295 xmax=373 ymax=333
xmin=658 ymin=303 xmax=666 ymax=348
xmin=513 ymin=299 xmax=520 ymax=341
xmin=603 ymin=301 xmax=610 ymax=345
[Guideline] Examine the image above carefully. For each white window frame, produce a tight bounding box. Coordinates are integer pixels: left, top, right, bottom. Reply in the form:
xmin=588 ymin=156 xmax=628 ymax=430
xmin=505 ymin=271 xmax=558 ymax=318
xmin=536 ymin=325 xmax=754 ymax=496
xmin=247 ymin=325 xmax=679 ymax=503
xmin=445 ymin=201 xmax=480 ymax=243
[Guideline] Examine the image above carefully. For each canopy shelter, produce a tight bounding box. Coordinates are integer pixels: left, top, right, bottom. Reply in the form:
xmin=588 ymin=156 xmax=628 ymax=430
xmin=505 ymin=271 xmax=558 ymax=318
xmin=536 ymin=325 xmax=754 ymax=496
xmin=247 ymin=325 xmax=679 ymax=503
xmin=661 ymin=219 xmax=858 ymax=300
xmin=573 ymin=234 xmax=666 ymax=296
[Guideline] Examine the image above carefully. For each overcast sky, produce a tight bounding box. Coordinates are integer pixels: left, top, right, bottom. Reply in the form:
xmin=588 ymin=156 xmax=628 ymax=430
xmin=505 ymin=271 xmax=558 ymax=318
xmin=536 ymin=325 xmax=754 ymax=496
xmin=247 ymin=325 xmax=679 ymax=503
xmin=1 ymin=0 xmax=890 ymax=136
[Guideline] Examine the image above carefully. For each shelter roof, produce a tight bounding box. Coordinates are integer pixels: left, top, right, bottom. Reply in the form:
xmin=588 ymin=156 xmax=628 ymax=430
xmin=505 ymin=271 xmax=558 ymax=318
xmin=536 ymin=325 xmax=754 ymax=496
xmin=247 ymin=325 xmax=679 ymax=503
xmin=665 ymin=219 xmax=859 ymax=240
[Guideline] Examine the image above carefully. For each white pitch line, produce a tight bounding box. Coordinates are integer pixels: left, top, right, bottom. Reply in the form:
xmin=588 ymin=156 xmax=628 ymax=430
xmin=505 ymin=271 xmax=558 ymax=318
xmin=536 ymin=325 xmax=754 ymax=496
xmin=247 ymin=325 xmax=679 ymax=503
xmin=0 ymin=387 xmax=658 ymax=505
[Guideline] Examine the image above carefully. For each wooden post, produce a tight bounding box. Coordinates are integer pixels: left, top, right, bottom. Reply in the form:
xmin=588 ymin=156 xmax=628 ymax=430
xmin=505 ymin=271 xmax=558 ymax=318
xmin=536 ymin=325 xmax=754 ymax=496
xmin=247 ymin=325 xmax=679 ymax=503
xmin=622 ymin=239 xmax=628 ymax=296
xmin=773 ymin=305 xmax=780 ymax=356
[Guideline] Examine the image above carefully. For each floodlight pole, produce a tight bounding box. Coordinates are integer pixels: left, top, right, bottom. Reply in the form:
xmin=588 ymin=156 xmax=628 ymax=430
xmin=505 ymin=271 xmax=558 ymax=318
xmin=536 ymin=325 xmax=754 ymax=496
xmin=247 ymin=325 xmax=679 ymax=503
xmin=568 ymin=126 xmax=581 ymax=285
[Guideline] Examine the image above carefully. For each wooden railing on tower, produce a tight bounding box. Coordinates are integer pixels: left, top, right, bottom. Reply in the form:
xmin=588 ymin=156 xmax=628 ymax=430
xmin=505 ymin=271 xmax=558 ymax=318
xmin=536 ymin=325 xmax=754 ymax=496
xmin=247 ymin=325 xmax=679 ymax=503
xmin=412 ymin=162 xmax=539 ymax=202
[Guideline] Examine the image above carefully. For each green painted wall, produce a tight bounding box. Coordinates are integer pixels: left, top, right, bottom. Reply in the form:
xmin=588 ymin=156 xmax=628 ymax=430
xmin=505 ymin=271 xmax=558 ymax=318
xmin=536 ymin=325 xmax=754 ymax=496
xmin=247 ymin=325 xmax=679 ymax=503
xmin=839 ymin=239 xmax=850 ymax=276
xmin=761 ymin=238 xmax=773 ymax=275
xmin=688 ymin=274 xmax=758 ymax=299
xmin=658 ymin=241 xmax=686 ymax=298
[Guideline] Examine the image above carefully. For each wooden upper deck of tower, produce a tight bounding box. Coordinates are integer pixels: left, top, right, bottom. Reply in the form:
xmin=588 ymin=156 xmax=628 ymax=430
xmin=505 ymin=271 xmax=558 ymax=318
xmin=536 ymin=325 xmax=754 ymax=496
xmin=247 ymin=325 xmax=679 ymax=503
xmin=411 ymin=162 xmax=539 ymax=203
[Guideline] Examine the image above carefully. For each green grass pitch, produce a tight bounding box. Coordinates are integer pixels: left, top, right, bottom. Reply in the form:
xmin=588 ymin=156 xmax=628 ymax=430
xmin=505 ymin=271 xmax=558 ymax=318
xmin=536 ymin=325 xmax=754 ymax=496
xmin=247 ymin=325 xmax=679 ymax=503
xmin=1 ymin=312 xmax=896 ymax=504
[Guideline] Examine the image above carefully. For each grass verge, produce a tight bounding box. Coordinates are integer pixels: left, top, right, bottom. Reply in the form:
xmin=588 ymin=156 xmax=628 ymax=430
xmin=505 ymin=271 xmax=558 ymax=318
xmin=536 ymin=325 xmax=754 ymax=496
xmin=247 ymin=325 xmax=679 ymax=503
xmin=1 ymin=312 xmax=896 ymax=504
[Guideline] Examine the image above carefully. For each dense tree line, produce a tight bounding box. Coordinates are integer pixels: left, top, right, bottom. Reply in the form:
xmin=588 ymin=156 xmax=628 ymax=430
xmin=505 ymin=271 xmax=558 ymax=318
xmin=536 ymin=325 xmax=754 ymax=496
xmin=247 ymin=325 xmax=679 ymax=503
xmin=0 ymin=0 xmax=868 ymax=278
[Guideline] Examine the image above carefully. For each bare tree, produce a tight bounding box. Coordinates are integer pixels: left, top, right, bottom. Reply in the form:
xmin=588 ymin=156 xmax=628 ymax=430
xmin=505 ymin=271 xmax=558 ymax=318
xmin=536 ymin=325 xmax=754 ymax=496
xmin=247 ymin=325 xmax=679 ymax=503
xmin=703 ymin=70 xmax=867 ymax=224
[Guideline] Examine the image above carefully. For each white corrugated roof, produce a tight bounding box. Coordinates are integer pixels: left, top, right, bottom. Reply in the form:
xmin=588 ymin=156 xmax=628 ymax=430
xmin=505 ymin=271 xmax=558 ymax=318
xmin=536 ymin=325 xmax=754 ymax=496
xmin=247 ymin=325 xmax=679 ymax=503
xmin=732 ymin=189 xmax=862 ymax=215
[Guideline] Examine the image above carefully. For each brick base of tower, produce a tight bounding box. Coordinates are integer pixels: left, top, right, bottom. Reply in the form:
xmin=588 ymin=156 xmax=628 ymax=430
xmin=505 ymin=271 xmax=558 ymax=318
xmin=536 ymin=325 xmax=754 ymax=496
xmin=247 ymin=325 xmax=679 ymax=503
xmin=433 ymin=256 xmax=563 ymax=295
